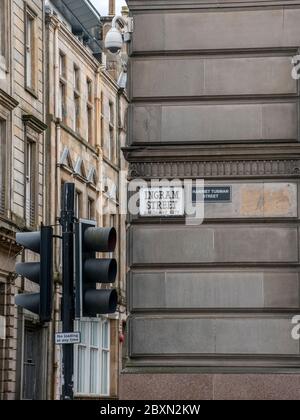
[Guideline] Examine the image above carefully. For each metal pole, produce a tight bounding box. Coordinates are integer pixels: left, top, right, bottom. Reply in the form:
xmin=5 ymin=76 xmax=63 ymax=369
xmin=60 ymin=183 xmax=75 ymax=400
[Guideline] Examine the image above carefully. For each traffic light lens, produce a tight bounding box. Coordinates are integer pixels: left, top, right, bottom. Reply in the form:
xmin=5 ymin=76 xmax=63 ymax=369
xmin=15 ymin=293 xmax=40 ymax=315
xmin=84 ymin=227 xmax=117 ymax=253
xmin=16 ymin=232 xmax=41 ymax=253
xmin=84 ymin=258 xmax=117 ymax=283
xmin=16 ymin=262 xmax=40 ymax=284
xmin=84 ymin=288 xmax=118 ymax=315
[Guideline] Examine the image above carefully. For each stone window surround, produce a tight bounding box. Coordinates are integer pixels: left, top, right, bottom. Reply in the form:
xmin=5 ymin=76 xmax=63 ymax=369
xmin=86 ymin=77 xmax=94 ymax=146
xmin=24 ymin=2 xmax=38 ymax=98
xmin=58 ymin=51 xmax=67 ymax=123
xmin=22 ymin=115 xmax=47 ymax=229
xmin=107 ymin=100 xmax=116 ymax=164
xmin=0 ymin=91 xmax=18 ymax=219
xmin=73 ymin=63 xmax=81 ymax=134
xmin=0 ymin=0 xmax=10 ymax=75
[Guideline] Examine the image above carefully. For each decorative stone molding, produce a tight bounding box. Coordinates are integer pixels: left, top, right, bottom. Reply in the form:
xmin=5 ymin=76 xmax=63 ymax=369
xmin=129 ymin=159 xmax=300 ymax=179
xmin=0 ymin=89 xmax=18 ymax=111
xmin=0 ymin=225 xmax=21 ymax=253
xmin=22 ymin=114 xmax=47 ymax=134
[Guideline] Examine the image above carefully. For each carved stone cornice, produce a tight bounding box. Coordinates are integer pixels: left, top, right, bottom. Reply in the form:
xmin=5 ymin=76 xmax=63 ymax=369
xmin=0 ymin=224 xmax=21 ymax=253
xmin=0 ymin=89 xmax=19 ymax=111
xmin=129 ymin=159 xmax=300 ymax=179
xmin=22 ymin=114 xmax=47 ymax=134
xmin=123 ymin=143 xmax=300 ymax=162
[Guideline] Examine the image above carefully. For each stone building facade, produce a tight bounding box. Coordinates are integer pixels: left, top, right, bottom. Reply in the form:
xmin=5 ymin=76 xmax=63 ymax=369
xmin=0 ymin=0 xmax=48 ymax=400
xmin=45 ymin=0 xmax=128 ymax=400
xmin=121 ymin=0 xmax=300 ymax=399
xmin=0 ymin=0 xmax=128 ymax=400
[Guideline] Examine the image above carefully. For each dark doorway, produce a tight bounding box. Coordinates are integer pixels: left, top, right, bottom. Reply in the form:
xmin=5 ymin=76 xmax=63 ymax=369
xmin=22 ymin=324 xmax=43 ymax=400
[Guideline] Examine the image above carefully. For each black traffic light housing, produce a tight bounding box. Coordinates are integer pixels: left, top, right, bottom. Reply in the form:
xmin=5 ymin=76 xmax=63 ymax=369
xmin=75 ymin=220 xmax=118 ymax=318
xmin=15 ymin=226 xmax=53 ymax=323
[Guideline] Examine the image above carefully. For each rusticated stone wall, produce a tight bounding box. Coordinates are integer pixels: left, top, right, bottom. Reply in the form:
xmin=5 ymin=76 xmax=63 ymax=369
xmin=122 ymin=0 xmax=300 ymax=399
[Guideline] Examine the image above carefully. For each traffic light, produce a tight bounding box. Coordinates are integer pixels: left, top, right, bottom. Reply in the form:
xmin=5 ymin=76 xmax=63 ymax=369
xmin=75 ymin=220 xmax=118 ymax=318
xmin=15 ymin=226 xmax=53 ymax=323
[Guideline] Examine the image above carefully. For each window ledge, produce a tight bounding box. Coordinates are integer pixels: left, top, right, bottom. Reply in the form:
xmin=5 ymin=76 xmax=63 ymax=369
xmin=60 ymin=76 xmax=67 ymax=85
xmin=25 ymin=86 xmax=39 ymax=100
xmin=74 ymin=89 xmax=80 ymax=98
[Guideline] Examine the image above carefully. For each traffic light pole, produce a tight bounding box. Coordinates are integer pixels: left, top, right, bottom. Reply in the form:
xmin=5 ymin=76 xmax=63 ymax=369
xmin=15 ymin=181 xmax=118 ymax=399
xmin=60 ymin=183 xmax=75 ymax=400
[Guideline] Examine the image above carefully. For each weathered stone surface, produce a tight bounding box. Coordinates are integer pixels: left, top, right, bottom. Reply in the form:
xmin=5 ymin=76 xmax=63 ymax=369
xmin=125 ymin=0 xmax=300 ymax=388
xmin=120 ymin=373 xmax=214 ymax=401
xmin=130 ymin=271 xmax=299 ymax=310
xmin=131 ymin=103 xmax=298 ymax=144
xmin=120 ymin=373 xmax=300 ymax=400
xmin=214 ymin=374 xmax=300 ymax=400
xmin=132 ymin=9 xmax=300 ymax=52
xmin=131 ymin=56 xmax=295 ymax=99
xmin=131 ymin=225 xmax=298 ymax=265
xmin=203 ymin=182 xmax=297 ymax=219
xmin=130 ymin=317 xmax=299 ymax=355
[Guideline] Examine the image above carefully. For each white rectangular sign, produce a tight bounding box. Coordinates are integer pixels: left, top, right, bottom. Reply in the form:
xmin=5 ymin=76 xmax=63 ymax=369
xmin=0 ymin=316 xmax=5 ymax=340
xmin=55 ymin=332 xmax=81 ymax=345
xmin=140 ymin=187 xmax=184 ymax=217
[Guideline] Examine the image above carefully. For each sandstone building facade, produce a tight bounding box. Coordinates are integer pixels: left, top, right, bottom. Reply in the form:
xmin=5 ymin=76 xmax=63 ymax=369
xmin=45 ymin=0 xmax=128 ymax=399
xmin=0 ymin=0 xmax=48 ymax=400
xmin=0 ymin=0 xmax=128 ymax=400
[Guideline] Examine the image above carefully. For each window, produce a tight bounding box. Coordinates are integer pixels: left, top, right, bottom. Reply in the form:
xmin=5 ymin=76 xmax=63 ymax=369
xmin=87 ymin=105 xmax=92 ymax=143
xmin=0 ymin=119 xmax=6 ymax=214
xmin=58 ymin=53 xmax=66 ymax=122
xmin=109 ymin=127 xmax=114 ymax=162
xmin=74 ymin=319 xmax=110 ymax=396
xmin=0 ymin=0 xmax=6 ymax=61
xmin=87 ymin=79 xmax=93 ymax=143
xmin=108 ymin=102 xmax=115 ymax=162
xmin=25 ymin=140 xmax=36 ymax=227
xmin=87 ymin=197 xmax=95 ymax=220
xmin=100 ymin=92 xmax=104 ymax=147
xmin=73 ymin=95 xmax=80 ymax=133
xmin=75 ymin=190 xmax=81 ymax=219
xmin=109 ymin=101 xmax=114 ymax=125
xmin=59 ymin=52 xmax=66 ymax=79
xmin=58 ymin=82 xmax=66 ymax=121
xmin=73 ymin=65 xmax=80 ymax=92
xmin=101 ymin=321 xmax=110 ymax=396
xmin=87 ymin=78 xmax=92 ymax=103
xmin=25 ymin=7 xmax=36 ymax=93
xmin=73 ymin=65 xmax=80 ymax=132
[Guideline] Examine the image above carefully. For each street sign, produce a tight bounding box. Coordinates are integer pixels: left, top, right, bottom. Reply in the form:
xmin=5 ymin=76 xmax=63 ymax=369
xmin=55 ymin=332 xmax=81 ymax=345
xmin=140 ymin=187 xmax=184 ymax=217
xmin=192 ymin=186 xmax=232 ymax=203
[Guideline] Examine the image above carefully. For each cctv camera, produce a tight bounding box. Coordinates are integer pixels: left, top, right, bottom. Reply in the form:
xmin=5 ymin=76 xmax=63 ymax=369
xmin=105 ymin=27 xmax=123 ymax=54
